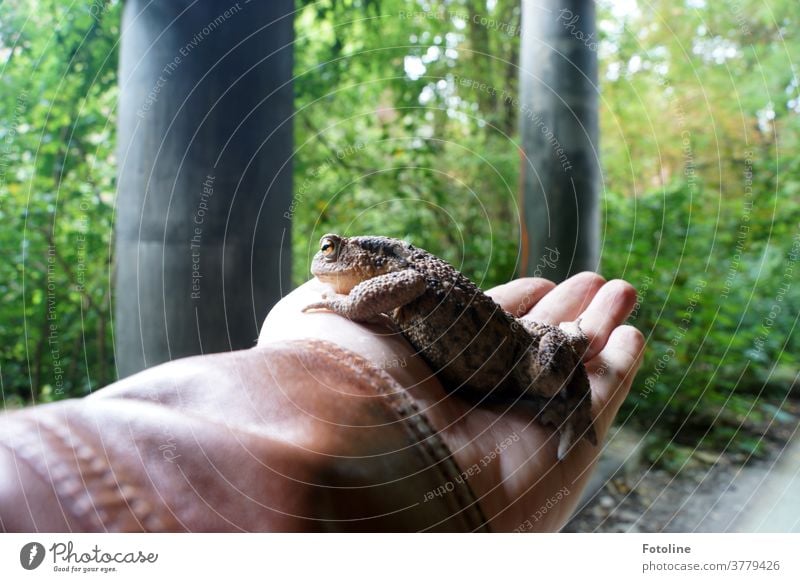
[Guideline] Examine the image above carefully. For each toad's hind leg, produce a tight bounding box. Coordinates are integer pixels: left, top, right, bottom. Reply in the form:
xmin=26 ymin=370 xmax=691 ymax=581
xmin=517 ymin=319 xmax=588 ymax=398
xmin=533 ymin=364 xmax=597 ymax=460
xmin=516 ymin=319 xmax=596 ymax=459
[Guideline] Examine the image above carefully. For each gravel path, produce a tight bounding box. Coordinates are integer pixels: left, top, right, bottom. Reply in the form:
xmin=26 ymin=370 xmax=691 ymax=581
xmin=564 ymin=400 xmax=800 ymax=533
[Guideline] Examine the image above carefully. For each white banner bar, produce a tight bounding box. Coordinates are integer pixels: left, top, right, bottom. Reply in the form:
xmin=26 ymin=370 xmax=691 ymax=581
xmin=0 ymin=534 xmax=796 ymax=581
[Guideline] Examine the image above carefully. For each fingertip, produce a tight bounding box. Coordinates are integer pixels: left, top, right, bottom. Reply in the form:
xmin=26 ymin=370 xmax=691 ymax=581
xmin=527 ymin=271 xmax=605 ymax=322
xmin=590 ymin=325 xmax=646 ymax=422
xmin=570 ymin=270 xmax=606 ymax=292
xmin=568 ymin=271 xmax=607 ymax=310
xmin=570 ymin=271 xmax=607 ymax=286
xmin=503 ymin=277 xmax=558 ymax=294
xmin=607 ymin=278 xmax=638 ymax=307
xmin=607 ymin=325 xmax=646 ymax=368
xmin=486 ymin=277 xmax=555 ymax=316
xmin=579 ymin=279 xmax=640 ymax=359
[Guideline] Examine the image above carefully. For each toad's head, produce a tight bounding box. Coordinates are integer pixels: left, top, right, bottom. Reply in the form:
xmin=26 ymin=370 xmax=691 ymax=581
xmin=309 ymin=233 xmax=413 ymax=294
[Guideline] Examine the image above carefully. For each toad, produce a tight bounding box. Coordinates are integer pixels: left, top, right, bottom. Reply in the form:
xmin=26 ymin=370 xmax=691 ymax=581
xmin=303 ymin=233 xmax=597 ymax=459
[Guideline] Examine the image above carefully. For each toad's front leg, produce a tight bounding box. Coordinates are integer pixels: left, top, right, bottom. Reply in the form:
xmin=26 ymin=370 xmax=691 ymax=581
xmin=303 ymin=269 xmax=426 ymax=322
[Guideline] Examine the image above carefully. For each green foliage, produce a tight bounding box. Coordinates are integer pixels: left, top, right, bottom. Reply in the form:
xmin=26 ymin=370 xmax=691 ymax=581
xmin=595 ymin=0 xmax=800 ymax=463
xmin=292 ymin=0 xmax=522 ymax=287
xmin=0 ymin=1 xmax=120 ymax=405
xmin=603 ymin=183 xmax=800 ymax=463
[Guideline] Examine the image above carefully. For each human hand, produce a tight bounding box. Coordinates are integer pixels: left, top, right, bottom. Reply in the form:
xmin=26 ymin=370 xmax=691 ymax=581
xmin=259 ymin=272 xmax=645 ymax=531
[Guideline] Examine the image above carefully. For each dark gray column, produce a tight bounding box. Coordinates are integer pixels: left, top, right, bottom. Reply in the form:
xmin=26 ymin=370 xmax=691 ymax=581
xmin=518 ymin=0 xmax=599 ymax=281
xmin=115 ymin=0 xmax=294 ymax=377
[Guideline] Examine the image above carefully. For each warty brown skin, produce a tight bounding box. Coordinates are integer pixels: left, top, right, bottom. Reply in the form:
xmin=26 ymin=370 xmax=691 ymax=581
xmin=303 ymin=233 xmax=597 ymax=459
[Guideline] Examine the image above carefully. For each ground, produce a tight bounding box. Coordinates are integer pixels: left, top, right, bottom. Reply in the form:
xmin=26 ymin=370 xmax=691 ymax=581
xmin=565 ymin=398 xmax=800 ymax=532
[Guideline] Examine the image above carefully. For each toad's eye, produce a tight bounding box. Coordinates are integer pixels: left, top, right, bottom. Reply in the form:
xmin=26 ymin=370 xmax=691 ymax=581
xmin=320 ymin=238 xmax=336 ymax=257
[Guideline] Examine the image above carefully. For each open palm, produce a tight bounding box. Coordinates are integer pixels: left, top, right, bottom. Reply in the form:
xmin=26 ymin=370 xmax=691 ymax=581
xmin=260 ymin=272 xmax=645 ymax=531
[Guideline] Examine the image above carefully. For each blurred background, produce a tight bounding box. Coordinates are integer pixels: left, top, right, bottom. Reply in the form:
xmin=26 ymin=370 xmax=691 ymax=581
xmin=1 ymin=0 xmax=798 ymax=531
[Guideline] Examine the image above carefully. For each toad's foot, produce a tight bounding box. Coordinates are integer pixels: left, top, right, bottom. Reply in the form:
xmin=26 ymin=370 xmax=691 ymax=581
xmin=558 ymin=318 xmax=590 ymax=355
xmin=517 ymin=319 xmax=586 ymax=398
xmin=516 ymin=318 xmax=596 ymax=459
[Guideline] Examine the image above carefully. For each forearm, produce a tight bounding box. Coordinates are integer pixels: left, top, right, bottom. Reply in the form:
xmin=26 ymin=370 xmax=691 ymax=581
xmin=0 ymin=341 xmax=486 ymax=532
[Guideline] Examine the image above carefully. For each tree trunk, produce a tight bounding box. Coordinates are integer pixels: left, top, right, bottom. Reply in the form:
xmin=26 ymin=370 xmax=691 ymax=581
xmin=115 ymin=0 xmax=294 ymax=378
xmin=518 ymin=0 xmax=599 ymax=281
xmin=467 ymin=0 xmax=497 ymax=117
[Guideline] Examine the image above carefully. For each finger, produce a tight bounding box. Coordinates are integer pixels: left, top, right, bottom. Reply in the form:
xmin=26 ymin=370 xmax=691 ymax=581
xmin=578 ymin=279 xmax=638 ymax=360
xmin=589 ymin=325 xmax=646 ymax=433
xmin=526 ymin=271 xmax=605 ymax=324
xmin=486 ymin=277 xmax=555 ymax=316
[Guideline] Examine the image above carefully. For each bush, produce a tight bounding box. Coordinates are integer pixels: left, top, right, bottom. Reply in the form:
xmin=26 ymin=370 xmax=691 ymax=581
xmin=602 ymin=183 xmax=800 ymax=462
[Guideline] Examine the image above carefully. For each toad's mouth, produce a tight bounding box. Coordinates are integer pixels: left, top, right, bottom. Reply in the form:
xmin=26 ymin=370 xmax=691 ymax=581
xmin=313 ymin=271 xmax=364 ymax=294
